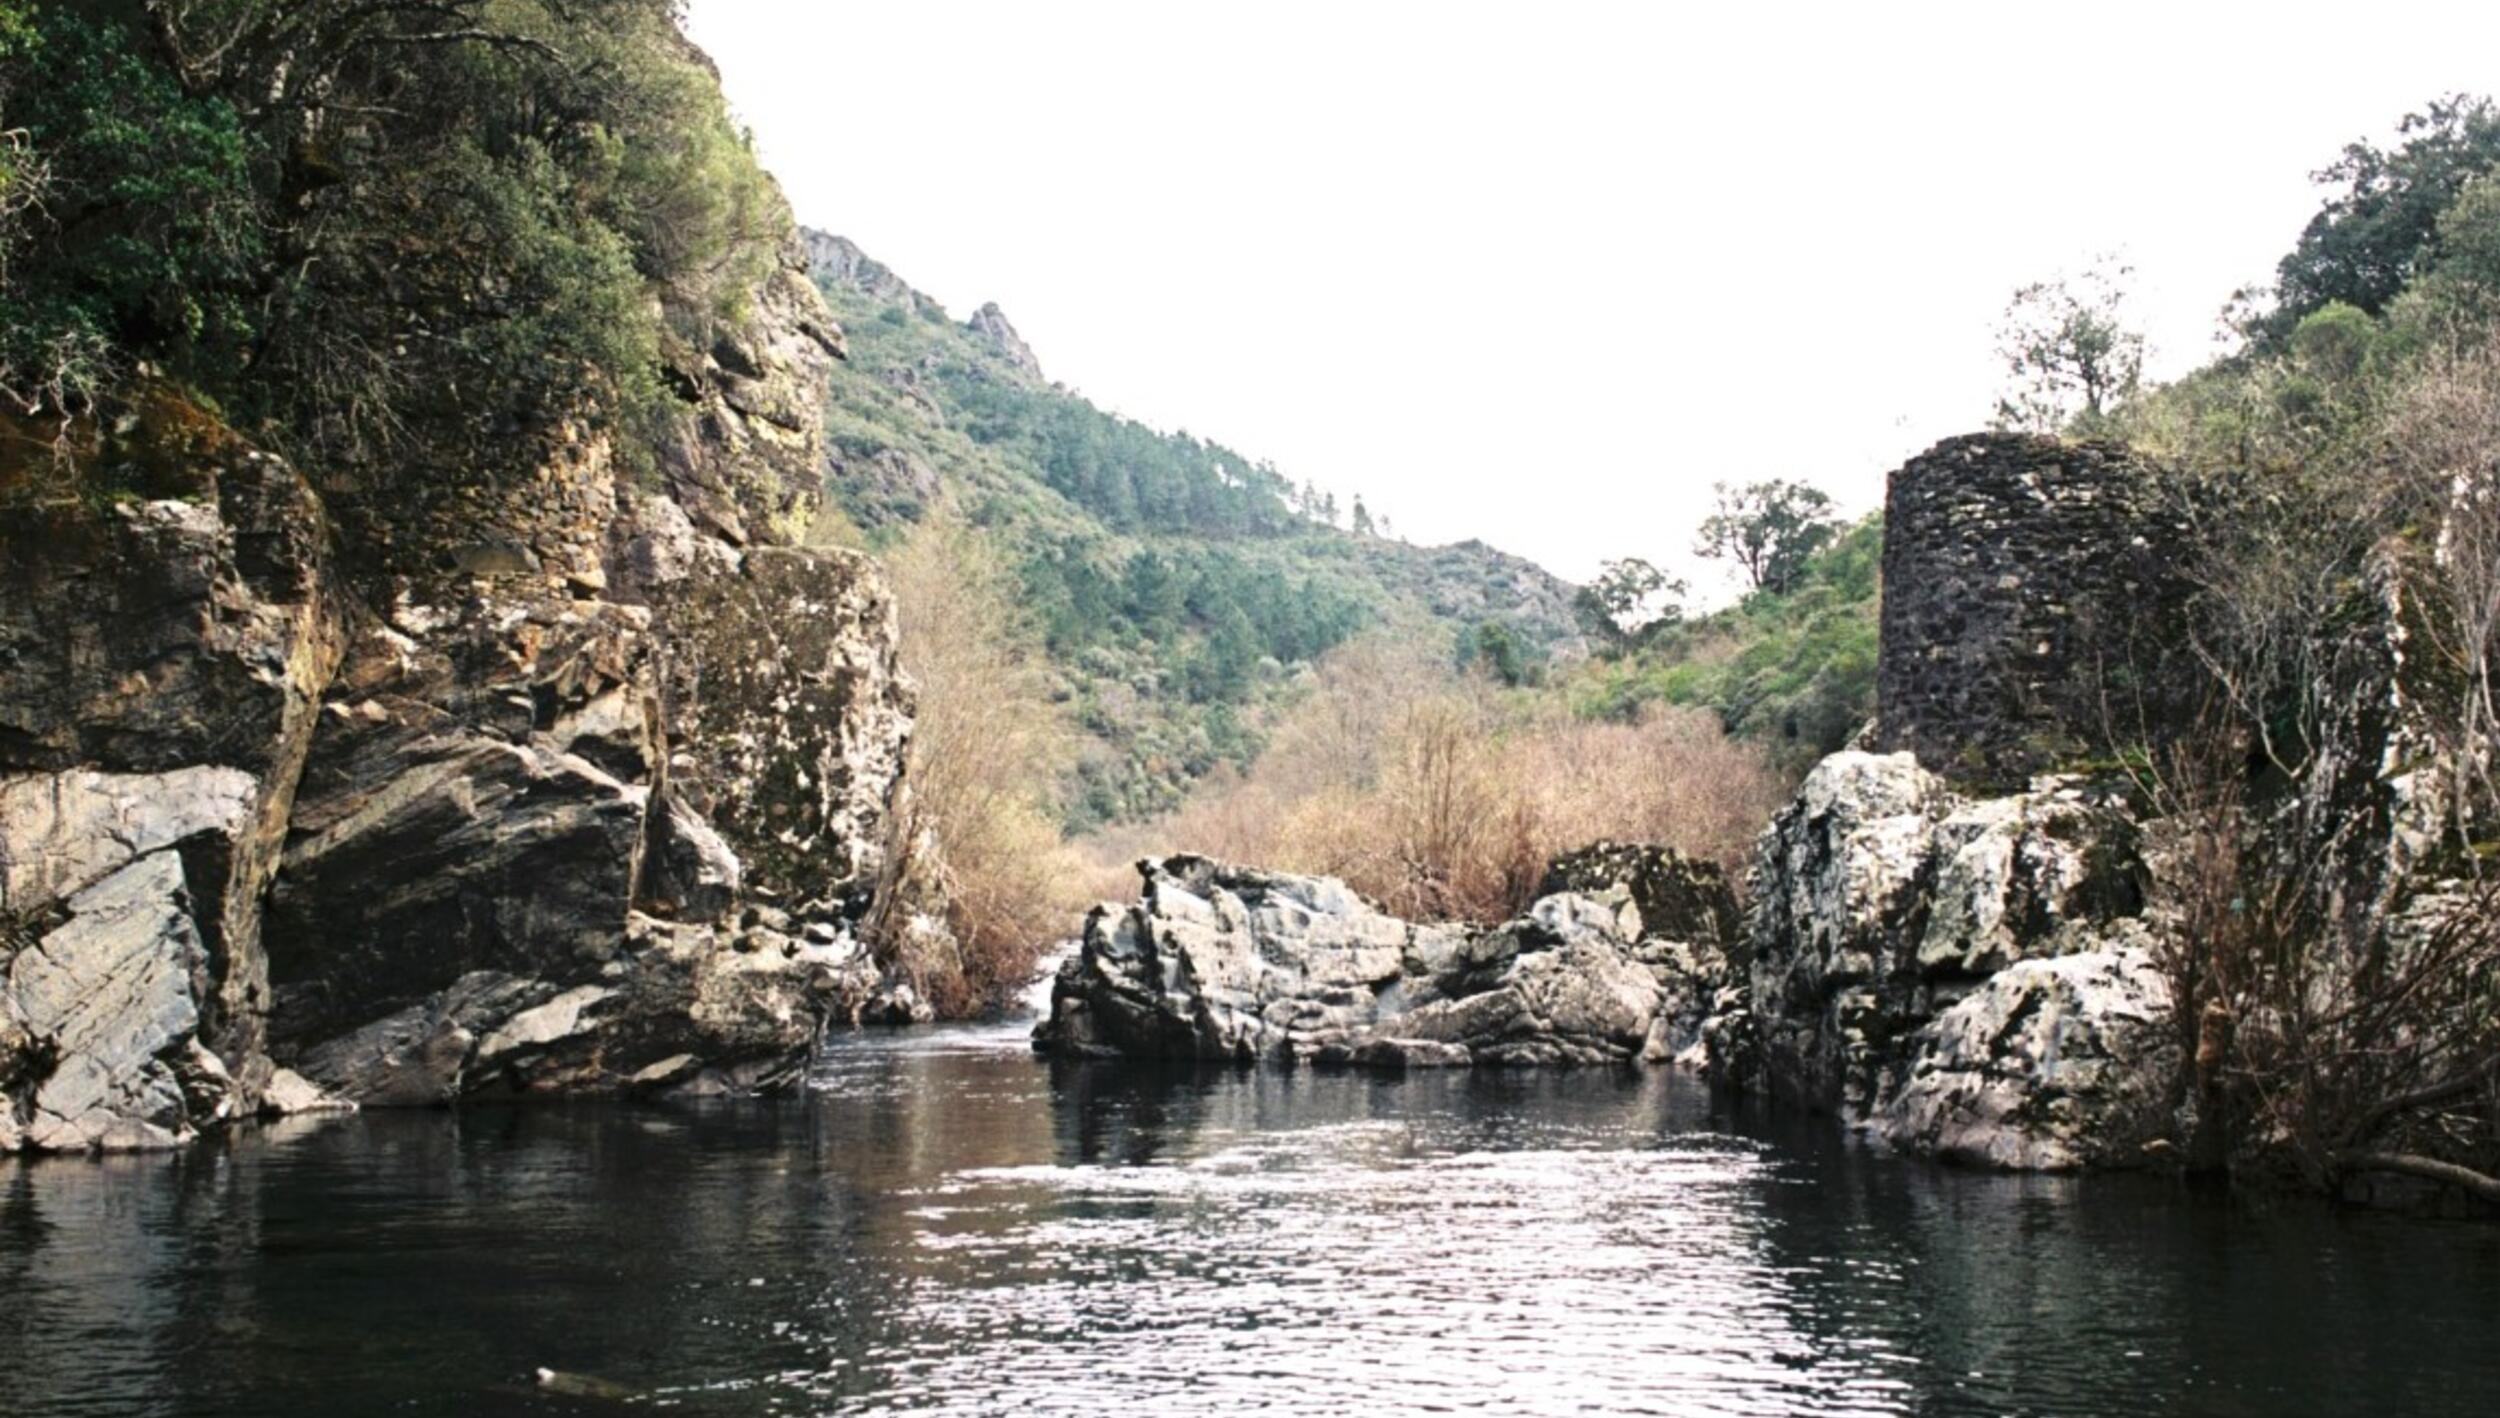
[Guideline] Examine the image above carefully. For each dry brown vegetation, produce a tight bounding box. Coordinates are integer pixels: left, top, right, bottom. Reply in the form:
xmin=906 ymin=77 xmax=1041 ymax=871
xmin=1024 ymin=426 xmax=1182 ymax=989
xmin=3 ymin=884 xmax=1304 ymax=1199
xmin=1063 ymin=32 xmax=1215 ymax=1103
xmin=873 ymin=518 xmax=1090 ymax=1014
xmin=1085 ymin=637 xmax=1787 ymax=924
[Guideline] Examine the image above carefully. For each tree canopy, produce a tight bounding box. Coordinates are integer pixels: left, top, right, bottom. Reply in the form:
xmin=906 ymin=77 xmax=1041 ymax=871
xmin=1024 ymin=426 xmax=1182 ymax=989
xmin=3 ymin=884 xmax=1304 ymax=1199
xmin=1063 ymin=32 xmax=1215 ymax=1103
xmin=0 ymin=0 xmax=777 ymax=474
xmin=1992 ymin=258 xmax=2145 ymax=435
xmin=2271 ymin=94 xmax=2500 ymax=335
xmin=1694 ymin=479 xmax=1839 ymax=596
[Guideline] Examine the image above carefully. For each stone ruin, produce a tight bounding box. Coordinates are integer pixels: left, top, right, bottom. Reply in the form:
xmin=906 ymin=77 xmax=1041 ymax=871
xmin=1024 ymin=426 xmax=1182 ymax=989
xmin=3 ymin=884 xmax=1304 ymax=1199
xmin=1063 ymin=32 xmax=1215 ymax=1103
xmin=1872 ymin=433 xmax=2196 ymax=788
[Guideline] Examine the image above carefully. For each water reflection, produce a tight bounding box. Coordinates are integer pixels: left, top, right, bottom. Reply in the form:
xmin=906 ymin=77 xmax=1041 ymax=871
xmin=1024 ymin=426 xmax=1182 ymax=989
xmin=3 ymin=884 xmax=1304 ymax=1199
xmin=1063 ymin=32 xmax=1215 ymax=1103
xmin=0 ymin=1023 xmax=2494 ymax=1416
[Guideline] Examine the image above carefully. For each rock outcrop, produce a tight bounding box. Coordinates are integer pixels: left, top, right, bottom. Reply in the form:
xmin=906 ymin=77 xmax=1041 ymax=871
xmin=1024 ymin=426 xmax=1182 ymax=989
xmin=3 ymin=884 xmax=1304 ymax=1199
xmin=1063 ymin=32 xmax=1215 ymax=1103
xmin=3 ymin=235 xmax=941 ymax=1150
xmin=1035 ymin=849 xmax=1737 ymax=1069
xmin=1723 ymin=749 xmax=2171 ymax=1168
xmin=965 ymin=302 xmax=1043 ymax=382
xmin=802 ymin=229 xmax=941 ymax=318
xmin=1880 ymin=948 xmax=2178 ymax=1170
xmin=3 ymin=418 xmax=344 ymax=1150
xmin=1713 ymin=431 xmax=2210 ymax=1172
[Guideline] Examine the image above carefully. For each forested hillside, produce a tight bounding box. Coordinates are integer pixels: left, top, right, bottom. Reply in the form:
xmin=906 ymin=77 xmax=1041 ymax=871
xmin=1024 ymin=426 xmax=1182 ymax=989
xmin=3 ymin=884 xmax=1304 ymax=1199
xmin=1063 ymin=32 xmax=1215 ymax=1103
xmin=799 ymin=230 xmax=1583 ymax=826
xmin=1566 ymin=515 xmax=1882 ymax=774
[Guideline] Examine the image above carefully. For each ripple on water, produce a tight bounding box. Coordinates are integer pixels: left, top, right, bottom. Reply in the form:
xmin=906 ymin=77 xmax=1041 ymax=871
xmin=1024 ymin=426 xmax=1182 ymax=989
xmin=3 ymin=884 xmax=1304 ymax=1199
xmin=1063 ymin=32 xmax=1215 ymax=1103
xmin=696 ymin=1120 xmax=1918 ymax=1418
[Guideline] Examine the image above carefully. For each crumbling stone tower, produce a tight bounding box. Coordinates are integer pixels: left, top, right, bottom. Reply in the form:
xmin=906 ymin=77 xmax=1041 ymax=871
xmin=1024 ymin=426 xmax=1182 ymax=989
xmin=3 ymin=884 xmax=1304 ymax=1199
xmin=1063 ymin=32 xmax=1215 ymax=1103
xmin=1873 ymin=433 xmax=2193 ymax=788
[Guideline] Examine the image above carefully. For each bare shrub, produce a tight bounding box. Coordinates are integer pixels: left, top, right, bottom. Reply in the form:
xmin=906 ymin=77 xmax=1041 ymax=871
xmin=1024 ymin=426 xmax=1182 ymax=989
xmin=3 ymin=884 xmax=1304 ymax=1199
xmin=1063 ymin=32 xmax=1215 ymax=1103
xmin=1087 ymin=636 xmax=1788 ymax=924
xmin=2144 ymin=719 xmax=2500 ymax=1200
xmin=875 ymin=518 xmax=1087 ymax=1014
xmin=2121 ymin=325 xmax=2500 ymax=1200
xmin=2387 ymin=330 xmax=2500 ymax=845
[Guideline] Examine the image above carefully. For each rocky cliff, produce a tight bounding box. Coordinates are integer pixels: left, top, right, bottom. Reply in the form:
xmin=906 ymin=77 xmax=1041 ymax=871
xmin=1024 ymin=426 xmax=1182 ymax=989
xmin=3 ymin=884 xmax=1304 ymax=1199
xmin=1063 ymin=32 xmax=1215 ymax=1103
xmin=1 ymin=237 xmax=939 ymax=1151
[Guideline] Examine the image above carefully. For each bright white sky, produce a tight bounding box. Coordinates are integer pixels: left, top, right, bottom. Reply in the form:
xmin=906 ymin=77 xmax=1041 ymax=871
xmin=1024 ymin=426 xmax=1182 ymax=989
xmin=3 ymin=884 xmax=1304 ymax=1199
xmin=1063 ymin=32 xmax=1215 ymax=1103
xmin=687 ymin=0 xmax=2500 ymax=590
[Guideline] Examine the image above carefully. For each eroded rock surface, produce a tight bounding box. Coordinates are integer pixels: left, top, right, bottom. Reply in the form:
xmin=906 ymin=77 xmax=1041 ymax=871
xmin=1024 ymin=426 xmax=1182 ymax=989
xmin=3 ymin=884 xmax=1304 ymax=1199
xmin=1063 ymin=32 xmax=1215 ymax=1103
xmin=1035 ymin=849 xmax=1736 ymax=1068
xmin=1720 ymin=748 xmax=2174 ymax=1169
xmin=1880 ymin=946 xmax=2178 ymax=1170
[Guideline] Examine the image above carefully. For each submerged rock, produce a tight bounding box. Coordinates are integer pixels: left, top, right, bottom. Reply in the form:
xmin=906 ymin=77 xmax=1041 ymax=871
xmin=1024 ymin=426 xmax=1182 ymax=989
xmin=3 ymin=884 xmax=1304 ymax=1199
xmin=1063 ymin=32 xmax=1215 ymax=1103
xmin=1034 ymin=850 xmax=1736 ymax=1068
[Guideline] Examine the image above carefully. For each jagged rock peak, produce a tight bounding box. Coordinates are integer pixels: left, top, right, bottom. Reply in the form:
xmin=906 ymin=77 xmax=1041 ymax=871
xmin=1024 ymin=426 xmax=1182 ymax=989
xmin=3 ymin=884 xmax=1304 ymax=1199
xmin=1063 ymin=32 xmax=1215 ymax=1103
xmin=800 ymin=228 xmax=922 ymax=309
xmin=966 ymin=301 xmax=1043 ymax=380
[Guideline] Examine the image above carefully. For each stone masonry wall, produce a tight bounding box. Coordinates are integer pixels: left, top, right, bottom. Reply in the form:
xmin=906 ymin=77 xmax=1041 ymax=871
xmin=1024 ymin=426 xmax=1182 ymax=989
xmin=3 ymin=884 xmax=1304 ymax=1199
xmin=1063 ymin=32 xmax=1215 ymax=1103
xmin=1873 ymin=434 xmax=2194 ymax=788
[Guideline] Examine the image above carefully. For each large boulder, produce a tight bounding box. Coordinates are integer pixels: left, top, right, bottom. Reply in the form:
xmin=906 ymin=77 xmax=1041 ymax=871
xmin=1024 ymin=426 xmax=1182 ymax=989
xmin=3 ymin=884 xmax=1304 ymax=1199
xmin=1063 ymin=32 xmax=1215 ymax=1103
xmin=1035 ymin=852 xmax=1741 ymax=1068
xmin=638 ymin=543 xmax=913 ymax=916
xmin=3 ymin=852 xmax=233 ymax=1150
xmin=1743 ymin=751 xmax=1956 ymax=1110
xmin=1540 ymin=843 xmax=1741 ymax=1062
xmin=1880 ymin=945 xmax=2179 ymax=1170
xmin=291 ymin=912 xmax=879 ymax=1104
xmin=1539 ymin=840 xmax=1740 ymax=947
xmin=1725 ymin=749 xmax=2177 ymax=1170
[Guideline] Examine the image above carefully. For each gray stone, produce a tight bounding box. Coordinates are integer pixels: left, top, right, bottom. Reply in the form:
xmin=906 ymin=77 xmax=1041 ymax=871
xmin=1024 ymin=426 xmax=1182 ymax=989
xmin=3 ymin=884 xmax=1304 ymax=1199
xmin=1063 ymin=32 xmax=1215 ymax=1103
xmin=1880 ymin=946 xmax=2178 ymax=1170
xmin=646 ymin=792 xmax=744 ymax=922
xmin=1036 ymin=855 xmax=1704 ymax=1069
xmin=0 ymin=766 xmax=256 ymax=915
xmin=966 ymin=302 xmax=1043 ymax=381
xmin=3 ymin=852 xmax=225 ymax=1151
xmin=259 ymin=1066 xmax=355 ymax=1116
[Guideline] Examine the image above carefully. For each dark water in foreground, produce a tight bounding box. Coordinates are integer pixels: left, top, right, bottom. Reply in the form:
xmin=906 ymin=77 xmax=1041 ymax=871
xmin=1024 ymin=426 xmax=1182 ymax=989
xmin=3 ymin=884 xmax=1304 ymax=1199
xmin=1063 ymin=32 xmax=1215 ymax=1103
xmin=3 ymin=1024 xmax=2496 ymax=1417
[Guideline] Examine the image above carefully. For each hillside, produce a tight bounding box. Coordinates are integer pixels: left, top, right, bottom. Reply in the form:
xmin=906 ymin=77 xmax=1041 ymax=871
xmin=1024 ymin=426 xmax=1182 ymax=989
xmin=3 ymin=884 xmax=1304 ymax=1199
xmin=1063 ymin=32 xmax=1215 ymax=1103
xmin=1565 ymin=516 xmax=1882 ymax=774
xmin=798 ymin=230 xmax=1583 ymax=826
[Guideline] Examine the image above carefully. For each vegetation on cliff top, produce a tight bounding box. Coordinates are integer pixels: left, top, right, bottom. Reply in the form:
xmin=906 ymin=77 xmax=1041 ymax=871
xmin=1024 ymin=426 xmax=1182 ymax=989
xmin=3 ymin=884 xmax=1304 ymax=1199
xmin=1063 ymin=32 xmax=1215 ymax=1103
xmin=0 ymin=0 xmax=779 ymax=489
xmin=2000 ymin=95 xmax=2500 ymax=1203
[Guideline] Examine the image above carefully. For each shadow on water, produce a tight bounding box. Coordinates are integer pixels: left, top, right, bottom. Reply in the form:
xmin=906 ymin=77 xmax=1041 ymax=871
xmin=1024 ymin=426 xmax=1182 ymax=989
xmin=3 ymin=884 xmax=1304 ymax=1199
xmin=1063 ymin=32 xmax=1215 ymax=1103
xmin=2 ymin=1024 xmax=2496 ymax=1416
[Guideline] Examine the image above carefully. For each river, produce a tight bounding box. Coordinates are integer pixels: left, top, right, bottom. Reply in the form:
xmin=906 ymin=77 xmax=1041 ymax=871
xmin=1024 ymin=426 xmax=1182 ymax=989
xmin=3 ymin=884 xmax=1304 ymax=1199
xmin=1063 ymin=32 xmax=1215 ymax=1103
xmin=2 ymin=1020 xmax=2494 ymax=1416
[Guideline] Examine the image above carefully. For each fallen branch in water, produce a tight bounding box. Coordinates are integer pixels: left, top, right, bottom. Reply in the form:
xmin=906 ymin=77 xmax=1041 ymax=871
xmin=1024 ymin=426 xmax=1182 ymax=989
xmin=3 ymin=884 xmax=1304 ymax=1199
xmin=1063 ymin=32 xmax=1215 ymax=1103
xmin=2351 ymin=1151 xmax=2500 ymax=1203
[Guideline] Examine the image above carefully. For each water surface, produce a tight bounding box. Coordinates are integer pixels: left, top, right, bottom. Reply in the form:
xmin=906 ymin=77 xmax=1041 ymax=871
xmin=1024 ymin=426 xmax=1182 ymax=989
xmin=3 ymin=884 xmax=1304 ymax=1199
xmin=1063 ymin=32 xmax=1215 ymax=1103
xmin=3 ymin=1022 xmax=2494 ymax=1416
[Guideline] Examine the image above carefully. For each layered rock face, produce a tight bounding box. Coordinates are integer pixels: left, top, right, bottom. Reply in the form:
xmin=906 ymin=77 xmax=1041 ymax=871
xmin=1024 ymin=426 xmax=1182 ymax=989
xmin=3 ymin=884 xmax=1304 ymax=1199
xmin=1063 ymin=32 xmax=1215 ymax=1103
xmin=3 ymin=240 xmax=938 ymax=1152
xmin=3 ymin=425 xmax=345 ymax=1149
xmin=1034 ymin=850 xmax=1737 ymax=1068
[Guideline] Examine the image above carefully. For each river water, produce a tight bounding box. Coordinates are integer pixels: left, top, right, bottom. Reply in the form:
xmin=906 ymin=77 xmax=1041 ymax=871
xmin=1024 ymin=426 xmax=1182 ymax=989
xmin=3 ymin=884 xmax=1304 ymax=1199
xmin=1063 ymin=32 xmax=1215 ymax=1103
xmin=2 ymin=1020 xmax=2495 ymax=1417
